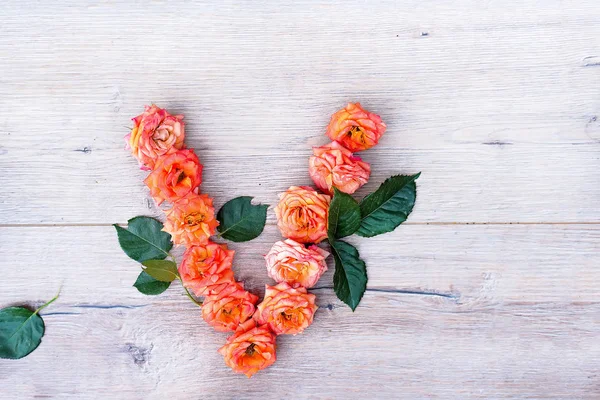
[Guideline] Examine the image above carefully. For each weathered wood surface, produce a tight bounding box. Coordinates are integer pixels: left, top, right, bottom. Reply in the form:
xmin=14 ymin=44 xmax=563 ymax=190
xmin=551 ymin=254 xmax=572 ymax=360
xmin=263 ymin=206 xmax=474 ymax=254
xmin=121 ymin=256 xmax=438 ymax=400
xmin=1 ymin=225 xmax=599 ymax=399
xmin=1 ymin=1 xmax=599 ymax=399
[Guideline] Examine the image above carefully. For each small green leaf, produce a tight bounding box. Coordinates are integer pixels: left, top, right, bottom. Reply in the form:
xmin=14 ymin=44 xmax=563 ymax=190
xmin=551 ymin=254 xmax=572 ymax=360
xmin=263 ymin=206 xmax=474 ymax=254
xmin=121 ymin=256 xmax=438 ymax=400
xmin=0 ymin=308 xmax=44 ymax=359
xmin=330 ymin=240 xmax=368 ymax=311
xmin=328 ymin=188 xmax=362 ymax=239
xmin=0 ymin=290 xmax=59 ymax=359
xmin=133 ymin=271 xmax=171 ymax=295
xmin=114 ymin=216 xmax=173 ymax=263
xmin=356 ymin=173 xmax=420 ymax=238
xmin=142 ymin=259 xmax=178 ymax=282
xmin=217 ymin=196 xmax=268 ymax=242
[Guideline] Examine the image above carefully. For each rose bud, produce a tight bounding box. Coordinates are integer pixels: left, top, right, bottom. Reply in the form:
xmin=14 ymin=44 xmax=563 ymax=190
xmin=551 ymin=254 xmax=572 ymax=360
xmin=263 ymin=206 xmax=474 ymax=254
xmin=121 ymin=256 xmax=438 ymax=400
xmin=144 ymin=149 xmax=202 ymax=205
xmin=254 ymin=282 xmax=318 ymax=335
xmin=265 ymin=239 xmax=329 ymax=288
xmin=326 ymin=102 xmax=386 ymax=152
xmin=179 ymin=242 xmax=236 ymax=297
xmin=218 ymin=320 xmax=277 ymax=378
xmin=163 ymin=193 xmax=218 ymax=247
xmin=309 ymin=141 xmax=371 ymax=195
xmin=202 ymin=282 xmax=259 ymax=332
xmin=274 ymin=186 xmax=330 ymax=244
xmin=126 ymin=104 xmax=185 ymax=170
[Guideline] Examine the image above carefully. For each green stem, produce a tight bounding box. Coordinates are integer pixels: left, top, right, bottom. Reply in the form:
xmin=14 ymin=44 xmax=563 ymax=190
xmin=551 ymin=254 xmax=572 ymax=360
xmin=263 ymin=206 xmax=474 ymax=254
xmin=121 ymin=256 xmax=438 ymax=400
xmin=35 ymin=285 xmax=61 ymax=315
xmin=167 ymin=254 xmax=201 ymax=307
xmin=179 ymin=278 xmax=202 ymax=307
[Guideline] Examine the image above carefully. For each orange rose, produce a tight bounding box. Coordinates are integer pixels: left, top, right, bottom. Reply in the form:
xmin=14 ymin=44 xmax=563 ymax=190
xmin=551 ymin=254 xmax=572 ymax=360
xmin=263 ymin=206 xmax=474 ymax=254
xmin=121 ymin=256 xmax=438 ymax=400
xmin=254 ymin=282 xmax=317 ymax=335
xmin=144 ymin=149 xmax=202 ymax=204
xmin=274 ymin=186 xmax=330 ymax=244
xmin=202 ymin=282 xmax=259 ymax=332
xmin=218 ymin=319 xmax=277 ymax=377
xmin=265 ymin=239 xmax=329 ymax=288
xmin=163 ymin=193 xmax=218 ymax=247
xmin=325 ymin=102 xmax=386 ymax=152
xmin=179 ymin=242 xmax=236 ymax=296
xmin=309 ymin=141 xmax=371 ymax=195
xmin=126 ymin=105 xmax=185 ymax=170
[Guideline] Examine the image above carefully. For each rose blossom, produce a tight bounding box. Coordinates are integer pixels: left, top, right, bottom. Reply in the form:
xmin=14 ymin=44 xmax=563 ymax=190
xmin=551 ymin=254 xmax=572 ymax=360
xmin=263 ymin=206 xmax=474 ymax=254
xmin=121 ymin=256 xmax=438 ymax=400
xmin=179 ymin=242 xmax=236 ymax=296
xmin=126 ymin=104 xmax=185 ymax=170
xmin=325 ymin=102 xmax=386 ymax=152
xmin=218 ymin=319 xmax=277 ymax=378
xmin=202 ymin=282 xmax=259 ymax=332
xmin=163 ymin=193 xmax=218 ymax=247
xmin=254 ymin=282 xmax=318 ymax=335
xmin=265 ymin=239 xmax=329 ymax=288
xmin=309 ymin=141 xmax=371 ymax=195
xmin=144 ymin=149 xmax=202 ymax=204
xmin=274 ymin=186 xmax=330 ymax=244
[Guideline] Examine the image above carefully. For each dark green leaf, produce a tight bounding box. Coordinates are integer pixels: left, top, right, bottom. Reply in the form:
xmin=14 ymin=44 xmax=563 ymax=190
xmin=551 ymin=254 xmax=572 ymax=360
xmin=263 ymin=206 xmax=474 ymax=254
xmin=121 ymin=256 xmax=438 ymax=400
xmin=142 ymin=259 xmax=178 ymax=282
xmin=217 ymin=196 xmax=268 ymax=242
xmin=0 ymin=290 xmax=59 ymax=359
xmin=330 ymin=240 xmax=368 ymax=311
xmin=356 ymin=173 xmax=420 ymax=238
xmin=0 ymin=308 xmax=44 ymax=359
xmin=114 ymin=216 xmax=172 ymax=262
xmin=133 ymin=271 xmax=171 ymax=295
xmin=328 ymin=188 xmax=362 ymax=239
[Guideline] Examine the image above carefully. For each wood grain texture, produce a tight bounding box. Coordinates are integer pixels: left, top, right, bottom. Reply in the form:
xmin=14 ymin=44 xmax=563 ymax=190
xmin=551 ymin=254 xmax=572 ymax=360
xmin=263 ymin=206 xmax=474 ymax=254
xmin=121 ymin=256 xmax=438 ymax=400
xmin=1 ymin=0 xmax=599 ymax=399
xmin=1 ymin=225 xmax=599 ymax=399
xmin=0 ymin=1 xmax=599 ymax=224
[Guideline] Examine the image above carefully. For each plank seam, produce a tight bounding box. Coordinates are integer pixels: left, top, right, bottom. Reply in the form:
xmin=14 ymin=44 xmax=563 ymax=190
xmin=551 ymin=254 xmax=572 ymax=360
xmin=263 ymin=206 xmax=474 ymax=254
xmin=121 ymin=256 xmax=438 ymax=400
xmin=1 ymin=222 xmax=599 ymax=228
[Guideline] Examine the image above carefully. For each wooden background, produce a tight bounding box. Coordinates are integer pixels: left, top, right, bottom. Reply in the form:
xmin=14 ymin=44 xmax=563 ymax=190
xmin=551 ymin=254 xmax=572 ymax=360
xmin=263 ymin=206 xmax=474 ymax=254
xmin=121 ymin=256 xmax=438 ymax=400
xmin=1 ymin=1 xmax=599 ymax=399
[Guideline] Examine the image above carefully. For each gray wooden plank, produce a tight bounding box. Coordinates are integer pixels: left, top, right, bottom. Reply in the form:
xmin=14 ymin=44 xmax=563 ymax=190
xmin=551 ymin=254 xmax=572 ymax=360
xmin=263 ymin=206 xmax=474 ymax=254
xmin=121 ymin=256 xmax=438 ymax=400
xmin=0 ymin=1 xmax=599 ymax=224
xmin=0 ymin=225 xmax=598 ymax=399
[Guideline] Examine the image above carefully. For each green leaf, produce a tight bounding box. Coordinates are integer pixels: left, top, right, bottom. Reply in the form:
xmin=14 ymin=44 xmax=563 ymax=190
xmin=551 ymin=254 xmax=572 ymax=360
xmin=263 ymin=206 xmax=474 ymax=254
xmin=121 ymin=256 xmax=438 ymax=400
xmin=0 ymin=308 xmax=44 ymax=359
xmin=114 ymin=216 xmax=173 ymax=263
xmin=133 ymin=271 xmax=171 ymax=295
xmin=141 ymin=259 xmax=178 ymax=282
xmin=356 ymin=173 xmax=420 ymax=238
xmin=328 ymin=188 xmax=362 ymax=239
xmin=330 ymin=240 xmax=368 ymax=311
xmin=217 ymin=196 xmax=268 ymax=242
xmin=0 ymin=290 xmax=59 ymax=359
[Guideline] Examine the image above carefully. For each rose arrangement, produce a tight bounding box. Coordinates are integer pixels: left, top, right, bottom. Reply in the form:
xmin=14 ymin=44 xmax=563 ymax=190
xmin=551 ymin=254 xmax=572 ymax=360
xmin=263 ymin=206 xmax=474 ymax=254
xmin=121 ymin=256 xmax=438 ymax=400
xmin=113 ymin=103 xmax=420 ymax=377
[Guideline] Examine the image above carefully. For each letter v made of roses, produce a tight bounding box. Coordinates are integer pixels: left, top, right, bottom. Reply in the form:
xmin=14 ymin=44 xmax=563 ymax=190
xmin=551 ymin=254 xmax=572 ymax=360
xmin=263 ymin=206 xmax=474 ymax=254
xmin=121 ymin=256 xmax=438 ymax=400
xmin=111 ymin=103 xmax=420 ymax=377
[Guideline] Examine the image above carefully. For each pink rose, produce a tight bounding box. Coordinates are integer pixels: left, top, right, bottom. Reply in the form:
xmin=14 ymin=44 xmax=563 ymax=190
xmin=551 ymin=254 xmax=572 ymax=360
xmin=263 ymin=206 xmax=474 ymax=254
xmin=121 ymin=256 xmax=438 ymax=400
xmin=163 ymin=193 xmax=219 ymax=247
xmin=309 ymin=141 xmax=371 ymax=195
xmin=178 ymin=242 xmax=236 ymax=297
xmin=218 ymin=320 xmax=277 ymax=377
xmin=253 ymin=282 xmax=318 ymax=335
xmin=325 ymin=102 xmax=386 ymax=152
xmin=265 ymin=239 xmax=329 ymax=288
xmin=202 ymin=282 xmax=259 ymax=332
xmin=144 ymin=149 xmax=202 ymax=205
xmin=274 ymin=186 xmax=330 ymax=244
xmin=126 ymin=105 xmax=185 ymax=170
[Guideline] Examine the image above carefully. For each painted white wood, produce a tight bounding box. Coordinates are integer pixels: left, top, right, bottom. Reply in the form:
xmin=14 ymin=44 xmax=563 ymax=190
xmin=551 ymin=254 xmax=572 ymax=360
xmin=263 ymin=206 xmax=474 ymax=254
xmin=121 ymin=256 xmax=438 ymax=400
xmin=0 ymin=1 xmax=599 ymax=224
xmin=1 ymin=0 xmax=599 ymax=398
xmin=0 ymin=225 xmax=599 ymax=399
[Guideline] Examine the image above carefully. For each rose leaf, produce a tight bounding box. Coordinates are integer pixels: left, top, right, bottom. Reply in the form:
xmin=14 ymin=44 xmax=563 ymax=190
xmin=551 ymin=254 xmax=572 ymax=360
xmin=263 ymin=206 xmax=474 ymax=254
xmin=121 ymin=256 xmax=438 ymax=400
xmin=217 ymin=196 xmax=268 ymax=242
xmin=133 ymin=271 xmax=171 ymax=295
xmin=114 ymin=216 xmax=172 ymax=263
xmin=328 ymin=188 xmax=362 ymax=240
xmin=330 ymin=240 xmax=368 ymax=311
xmin=356 ymin=173 xmax=420 ymax=238
xmin=141 ymin=259 xmax=179 ymax=283
xmin=0 ymin=291 xmax=59 ymax=359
